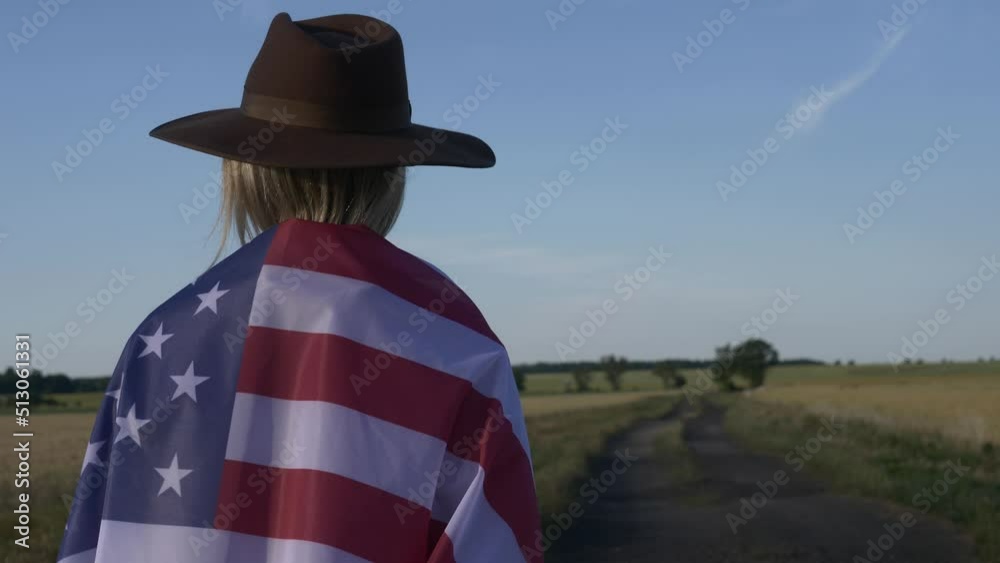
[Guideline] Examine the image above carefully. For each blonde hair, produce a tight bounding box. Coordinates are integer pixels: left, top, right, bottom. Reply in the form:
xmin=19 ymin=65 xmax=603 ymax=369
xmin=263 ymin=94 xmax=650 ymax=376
xmin=216 ymin=159 xmax=406 ymax=252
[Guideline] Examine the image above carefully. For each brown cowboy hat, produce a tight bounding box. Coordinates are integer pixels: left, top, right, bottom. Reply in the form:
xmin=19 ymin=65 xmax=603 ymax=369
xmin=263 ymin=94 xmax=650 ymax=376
xmin=150 ymin=13 xmax=495 ymax=169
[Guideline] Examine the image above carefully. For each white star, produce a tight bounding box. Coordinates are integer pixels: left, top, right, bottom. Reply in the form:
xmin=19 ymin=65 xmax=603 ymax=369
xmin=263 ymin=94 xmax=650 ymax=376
xmin=169 ymin=362 xmax=210 ymax=402
xmin=194 ymin=282 xmax=230 ymax=316
xmin=138 ymin=323 xmax=173 ymax=359
xmin=114 ymin=404 xmax=152 ymax=447
xmin=106 ymin=387 xmax=120 ymax=400
xmin=154 ymin=453 xmax=193 ymax=496
xmin=80 ymin=441 xmax=105 ymax=474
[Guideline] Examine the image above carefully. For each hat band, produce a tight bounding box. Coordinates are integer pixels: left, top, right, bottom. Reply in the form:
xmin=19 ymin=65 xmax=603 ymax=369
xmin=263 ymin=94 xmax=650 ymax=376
xmin=240 ymin=92 xmax=412 ymax=133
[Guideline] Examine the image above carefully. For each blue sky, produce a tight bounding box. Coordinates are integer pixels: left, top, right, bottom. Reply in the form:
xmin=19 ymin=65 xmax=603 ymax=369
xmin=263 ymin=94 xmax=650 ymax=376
xmin=2 ymin=0 xmax=998 ymax=376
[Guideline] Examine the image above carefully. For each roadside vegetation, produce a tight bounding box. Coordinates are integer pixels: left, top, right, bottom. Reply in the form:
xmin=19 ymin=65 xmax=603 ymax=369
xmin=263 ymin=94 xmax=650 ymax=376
xmin=720 ymin=394 xmax=1000 ymax=562
xmin=528 ymin=394 xmax=682 ymax=520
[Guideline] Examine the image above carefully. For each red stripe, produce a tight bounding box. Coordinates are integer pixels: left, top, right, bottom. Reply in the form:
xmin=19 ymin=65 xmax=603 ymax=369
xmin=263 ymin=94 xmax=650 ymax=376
xmin=447 ymin=392 xmax=541 ymax=559
xmin=426 ymin=519 xmax=449 ymax=560
xmin=236 ymin=325 xmax=541 ymax=557
xmin=427 ymin=531 xmax=458 ymax=563
xmin=264 ymin=219 xmax=499 ymax=343
xmin=216 ymin=460 xmax=430 ymax=563
xmin=236 ymin=326 xmax=467 ymax=441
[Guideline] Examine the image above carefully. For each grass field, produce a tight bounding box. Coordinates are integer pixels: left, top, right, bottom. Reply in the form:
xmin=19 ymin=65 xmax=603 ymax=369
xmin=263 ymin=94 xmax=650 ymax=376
xmin=723 ymin=361 xmax=1000 ymax=562
xmin=6 ymin=361 xmax=1000 ymax=561
xmin=752 ymin=362 xmax=1000 ymax=446
xmin=0 ymin=377 xmax=677 ymax=562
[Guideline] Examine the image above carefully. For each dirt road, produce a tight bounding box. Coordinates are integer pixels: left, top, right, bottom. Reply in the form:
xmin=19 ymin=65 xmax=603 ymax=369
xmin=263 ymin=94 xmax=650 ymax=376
xmin=547 ymin=401 xmax=978 ymax=563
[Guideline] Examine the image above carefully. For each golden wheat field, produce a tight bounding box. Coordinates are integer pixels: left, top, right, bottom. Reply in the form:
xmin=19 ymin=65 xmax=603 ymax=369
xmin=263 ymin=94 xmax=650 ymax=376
xmin=0 ymin=378 xmax=671 ymax=562
xmin=521 ymin=390 xmax=669 ymax=416
xmin=751 ymin=364 xmax=1000 ymax=446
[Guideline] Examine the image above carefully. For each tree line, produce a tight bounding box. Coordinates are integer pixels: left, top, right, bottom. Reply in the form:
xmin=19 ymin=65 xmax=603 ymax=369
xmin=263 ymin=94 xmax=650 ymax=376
xmin=513 ymin=338 xmax=783 ymax=393
xmin=0 ymin=368 xmax=110 ymax=404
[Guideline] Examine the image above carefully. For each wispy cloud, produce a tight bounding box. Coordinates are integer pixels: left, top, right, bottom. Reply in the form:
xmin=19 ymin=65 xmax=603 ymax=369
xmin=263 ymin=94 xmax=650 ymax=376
xmin=799 ymin=28 xmax=909 ymax=132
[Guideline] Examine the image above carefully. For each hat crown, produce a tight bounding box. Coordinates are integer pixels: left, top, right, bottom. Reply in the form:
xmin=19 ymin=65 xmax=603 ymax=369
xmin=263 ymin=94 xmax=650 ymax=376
xmin=241 ymin=13 xmax=411 ymax=132
xmin=148 ymin=12 xmax=495 ymax=169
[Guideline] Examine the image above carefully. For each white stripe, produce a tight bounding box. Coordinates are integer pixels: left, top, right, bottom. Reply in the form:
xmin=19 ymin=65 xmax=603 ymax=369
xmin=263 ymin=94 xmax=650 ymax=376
xmin=58 ymin=548 xmax=96 ymax=563
xmin=226 ymin=393 xmax=445 ymax=508
xmin=445 ymin=467 xmax=527 ymax=563
xmin=250 ymin=264 xmax=531 ymax=456
xmin=430 ymin=453 xmax=479 ymax=523
xmin=89 ymin=520 xmax=370 ymax=563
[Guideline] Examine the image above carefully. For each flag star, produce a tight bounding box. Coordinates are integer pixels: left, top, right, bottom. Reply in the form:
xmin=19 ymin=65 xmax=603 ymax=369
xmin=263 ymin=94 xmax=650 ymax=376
xmin=80 ymin=441 xmax=105 ymax=474
xmin=114 ymin=404 xmax=152 ymax=447
xmin=154 ymin=453 xmax=193 ymax=496
xmin=106 ymin=387 xmax=120 ymax=400
xmin=138 ymin=323 xmax=173 ymax=359
xmin=169 ymin=362 xmax=210 ymax=402
xmin=195 ymin=282 xmax=230 ymax=316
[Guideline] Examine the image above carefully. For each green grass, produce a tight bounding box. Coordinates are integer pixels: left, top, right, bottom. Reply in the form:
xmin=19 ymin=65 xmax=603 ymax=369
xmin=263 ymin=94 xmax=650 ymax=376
xmin=764 ymin=360 xmax=1000 ymax=384
xmin=1 ymin=413 xmax=93 ymax=563
xmin=652 ymin=403 xmax=713 ymax=504
xmin=0 ymin=389 xmax=676 ymax=561
xmin=523 ymin=369 xmax=676 ymax=395
xmin=720 ymin=394 xmax=1000 ymax=562
xmin=528 ymin=394 xmax=682 ymax=520
xmin=39 ymin=392 xmax=106 ymax=412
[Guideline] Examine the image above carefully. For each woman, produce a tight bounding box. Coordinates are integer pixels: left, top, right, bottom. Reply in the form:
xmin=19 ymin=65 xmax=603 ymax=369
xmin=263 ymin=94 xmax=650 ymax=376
xmin=59 ymin=13 xmax=542 ymax=563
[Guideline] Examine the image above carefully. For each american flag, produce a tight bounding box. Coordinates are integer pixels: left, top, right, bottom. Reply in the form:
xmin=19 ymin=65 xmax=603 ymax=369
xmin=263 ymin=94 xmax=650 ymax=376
xmin=59 ymin=219 xmax=542 ymax=563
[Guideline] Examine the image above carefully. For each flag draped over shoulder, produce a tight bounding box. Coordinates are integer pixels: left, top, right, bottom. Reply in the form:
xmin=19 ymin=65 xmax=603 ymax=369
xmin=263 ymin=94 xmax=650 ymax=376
xmin=58 ymin=219 xmax=542 ymax=563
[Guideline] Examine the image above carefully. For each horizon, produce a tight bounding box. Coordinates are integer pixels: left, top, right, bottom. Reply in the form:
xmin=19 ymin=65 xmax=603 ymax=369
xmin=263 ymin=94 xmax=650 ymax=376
xmin=3 ymin=0 xmax=999 ymax=376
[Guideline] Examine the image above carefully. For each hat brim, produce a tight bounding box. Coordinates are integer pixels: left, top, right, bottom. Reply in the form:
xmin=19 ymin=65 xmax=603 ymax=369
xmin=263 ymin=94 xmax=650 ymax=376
xmin=149 ymin=109 xmax=495 ymax=169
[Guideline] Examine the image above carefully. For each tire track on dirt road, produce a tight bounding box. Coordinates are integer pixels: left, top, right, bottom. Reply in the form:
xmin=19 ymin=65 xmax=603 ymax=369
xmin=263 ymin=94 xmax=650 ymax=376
xmin=547 ymin=400 xmax=977 ymax=563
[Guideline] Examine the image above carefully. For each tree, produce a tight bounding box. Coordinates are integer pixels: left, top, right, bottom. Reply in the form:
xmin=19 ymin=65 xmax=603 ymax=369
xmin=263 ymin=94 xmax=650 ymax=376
xmin=512 ymin=367 xmax=526 ymax=393
xmin=600 ymin=354 xmax=628 ymax=392
xmin=652 ymin=361 xmax=677 ymax=389
xmin=713 ymin=344 xmax=737 ymax=390
xmin=571 ymin=367 xmax=593 ymax=392
xmin=732 ymin=338 xmax=779 ymax=388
